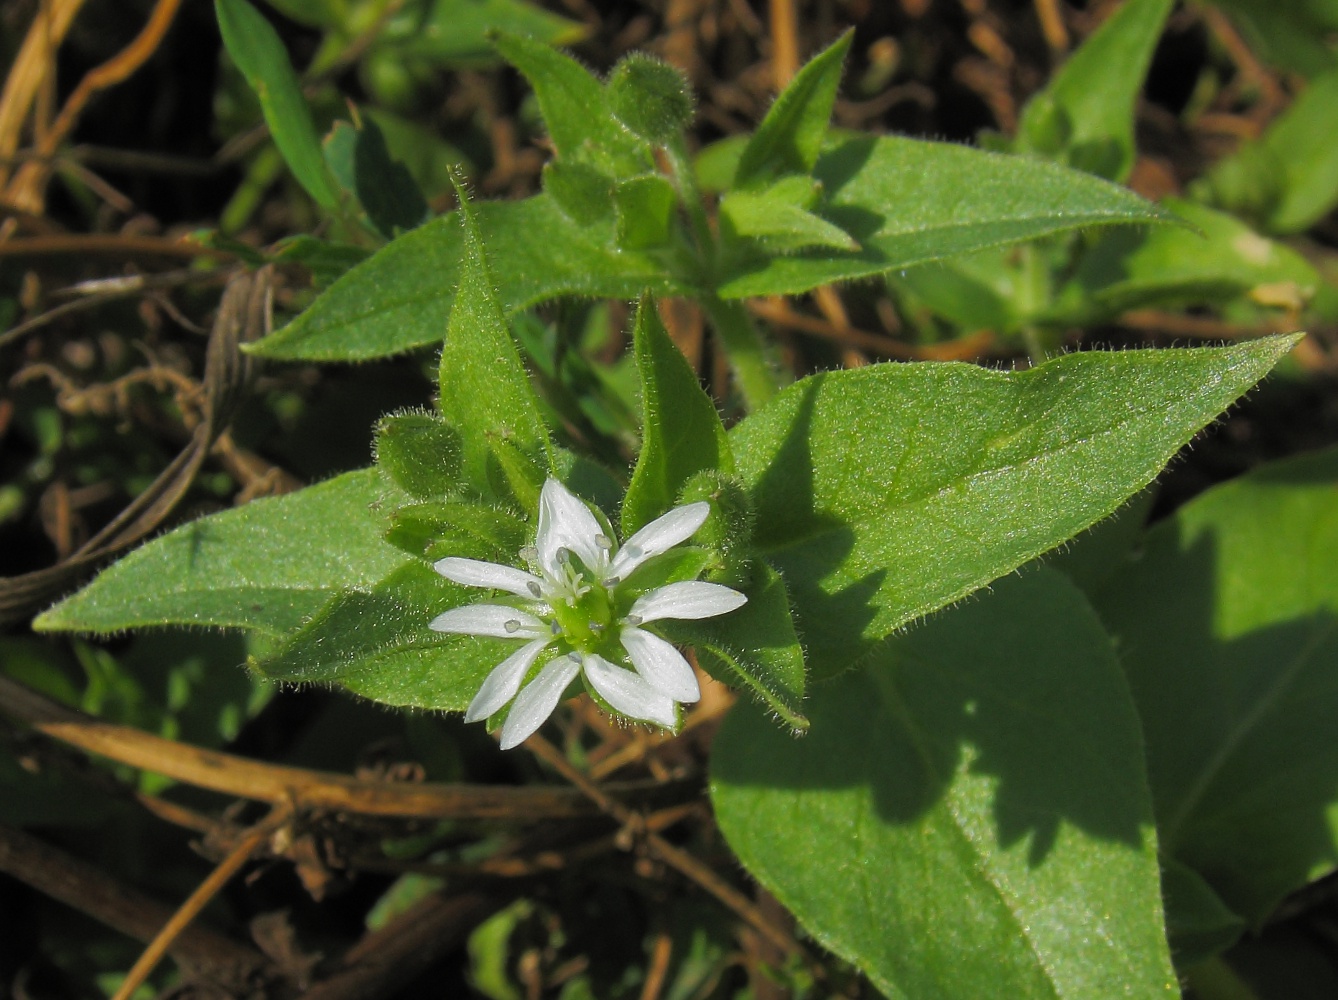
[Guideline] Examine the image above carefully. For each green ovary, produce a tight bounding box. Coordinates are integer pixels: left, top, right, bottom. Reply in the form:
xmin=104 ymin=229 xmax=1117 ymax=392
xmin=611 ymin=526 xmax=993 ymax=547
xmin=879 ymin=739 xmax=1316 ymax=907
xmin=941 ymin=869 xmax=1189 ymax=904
xmin=548 ymin=580 xmax=616 ymax=651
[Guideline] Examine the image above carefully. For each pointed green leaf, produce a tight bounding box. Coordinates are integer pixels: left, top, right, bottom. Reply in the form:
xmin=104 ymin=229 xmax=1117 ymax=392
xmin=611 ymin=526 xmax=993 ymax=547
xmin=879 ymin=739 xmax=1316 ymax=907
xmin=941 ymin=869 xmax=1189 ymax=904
xmin=719 ymin=188 xmax=858 ymax=253
xmin=733 ymin=30 xmax=853 ymax=190
xmin=388 ymin=0 xmax=586 ymax=69
xmin=385 ymin=498 xmax=529 ymax=563
xmin=666 ymin=561 xmax=805 ymax=730
xmin=249 ymin=195 xmax=686 ymax=361
xmin=1160 ymin=858 xmax=1246 ymax=968
xmin=215 ymin=0 xmax=342 ymax=210
xmin=716 ymin=134 xmax=1172 ymax=298
xmin=323 ymin=116 xmax=429 ymax=238
xmin=622 ymin=297 xmax=733 ymax=535
xmin=712 ymin=570 xmax=1177 ymax=999
xmin=34 ymin=469 xmax=407 ymax=636
xmin=1089 ymin=446 xmax=1338 ymax=922
xmin=491 ymin=32 xmax=649 ymax=177
xmin=1016 ymin=0 xmax=1174 ymax=181
xmin=437 ymin=189 xmax=554 ymax=495
xmin=730 ymin=335 xmax=1299 ymax=678
xmin=374 ymin=410 xmax=463 ymax=500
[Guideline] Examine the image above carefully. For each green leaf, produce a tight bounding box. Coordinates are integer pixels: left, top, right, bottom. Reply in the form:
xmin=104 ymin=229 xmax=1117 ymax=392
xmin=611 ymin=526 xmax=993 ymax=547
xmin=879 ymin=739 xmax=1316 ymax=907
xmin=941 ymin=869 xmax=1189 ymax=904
xmin=491 ymin=32 xmax=649 ymax=177
xmin=719 ymin=183 xmax=858 ymax=254
xmin=323 ymin=115 xmax=429 ymax=238
xmin=375 ymin=410 xmax=463 ymax=500
xmin=1160 ymin=858 xmax=1247 ymax=968
xmin=1206 ymin=0 xmax=1338 ymax=78
xmin=385 ymin=0 xmax=586 ymax=69
xmin=732 ymin=30 xmax=853 ymax=190
xmin=542 ymin=160 xmax=615 ymax=227
xmin=1016 ymin=0 xmax=1174 ymax=181
xmin=667 ymin=561 xmax=806 ymax=730
xmin=438 ymin=190 xmax=554 ymax=496
xmin=249 ymin=195 xmax=686 ymax=361
xmin=621 ymin=297 xmax=733 ymax=535
xmin=1088 ymin=445 xmax=1338 ymax=923
xmin=257 ymin=561 xmax=502 ymax=712
xmin=730 ymin=335 xmax=1299 ymax=678
xmin=1192 ymin=68 xmax=1338 ymax=234
xmin=385 ymin=497 xmax=529 ymax=563
xmin=716 ymin=134 xmax=1171 ymax=298
xmin=215 ymin=0 xmax=342 ymax=210
xmin=34 ymin=469 xmax=407 ymax=636
xmin=711 ymin=569 xmax=1177 ymax=999
xmin=1049 ymin=198 xmax=1320 ymax=324
xmin=272 ymin=235 xmax=371 ymax=288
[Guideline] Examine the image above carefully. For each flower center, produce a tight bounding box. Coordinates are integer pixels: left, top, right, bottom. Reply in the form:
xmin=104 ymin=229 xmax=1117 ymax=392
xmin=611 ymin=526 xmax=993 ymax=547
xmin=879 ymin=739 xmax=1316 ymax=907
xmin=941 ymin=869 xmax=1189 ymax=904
xmin=548 ymin=573 xmax=615 ymax=650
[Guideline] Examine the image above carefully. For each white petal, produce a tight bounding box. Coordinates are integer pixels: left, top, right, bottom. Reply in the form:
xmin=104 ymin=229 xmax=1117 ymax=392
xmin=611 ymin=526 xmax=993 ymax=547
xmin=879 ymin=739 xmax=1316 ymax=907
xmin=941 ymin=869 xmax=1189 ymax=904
xmin=537 ymin=478 xmax=607 ymax=579
xmin=628 ymin=581 xmax=747 ymax=623
xmin=434 ymin=557 xmax=544 ymax=599
xmin=464 ymin=639 xmax=552 ymax=723
xmin=609 ymin=502 xmax=710 ymax=579
xmin=620 ymin=627 xmax=700 ymax=703
xmin=582 ymin=654 xmax=677 ymax=727
xmin=429 ymin=604 xmax=546 ymax=638
xmin=499 ymin=657 xmax=581 ymax=749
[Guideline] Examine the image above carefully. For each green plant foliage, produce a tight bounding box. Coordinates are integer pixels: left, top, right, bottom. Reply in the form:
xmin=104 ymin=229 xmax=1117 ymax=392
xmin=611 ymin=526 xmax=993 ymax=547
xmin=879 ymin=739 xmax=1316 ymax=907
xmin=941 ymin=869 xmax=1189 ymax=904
xmin=1088 ymin=446 xmax=1338 ymax=925
xmin=34 ymin=469 xmax=407 ymax=636
xmin=1016 ymin=0 xmax=1174 ymax=182
xmin=382 ymin=0 xmax=586 ymax=69
xmin=1192 ymin=69 xmax=1338 ymax=234
xmin=215 ymin=0 xmax=343 ymax=210
xmin=620 ymin=298 xmax=733 ymax=535
xmin=1207 ymin=0 xmax=1338 ymax=77
xmin=323 ymin=115 xmax=430 ymax=237
xmin=712 ymin=569 xmax=1178 ymax=999
xmin=606 ymin=53 xmax=694 ymax=145
xmin=729 ymin=336 xmax=1299 ymax=677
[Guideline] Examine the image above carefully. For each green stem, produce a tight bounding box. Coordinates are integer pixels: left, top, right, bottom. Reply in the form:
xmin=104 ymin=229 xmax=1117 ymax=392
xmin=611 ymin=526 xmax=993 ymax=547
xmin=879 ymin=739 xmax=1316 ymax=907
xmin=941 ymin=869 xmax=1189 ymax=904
xmin=702 ymin=294 xmax=780 ymax=412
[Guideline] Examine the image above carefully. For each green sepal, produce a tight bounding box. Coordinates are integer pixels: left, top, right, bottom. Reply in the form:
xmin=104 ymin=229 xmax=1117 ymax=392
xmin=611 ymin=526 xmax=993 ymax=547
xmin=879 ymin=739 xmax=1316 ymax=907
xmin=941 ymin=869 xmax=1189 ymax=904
xmin=606 ymin=53 xmax=694 ymax=145
xmin=486 ymin=431 xmax=548 ymax=511
xmin=622 ymin=296 xmax=734 ymax=535
xmin=663 ymin=562 xmax=806 ymax=730
xmin=676 ymin=469 xmax=754 ymax=588
xmin=732 ymin=30 xmax=853 ymax=191
xmin=614 ymin=174 xmax=678 ymax=250
xmin=374 ymin=410 xmax=463 ymax=501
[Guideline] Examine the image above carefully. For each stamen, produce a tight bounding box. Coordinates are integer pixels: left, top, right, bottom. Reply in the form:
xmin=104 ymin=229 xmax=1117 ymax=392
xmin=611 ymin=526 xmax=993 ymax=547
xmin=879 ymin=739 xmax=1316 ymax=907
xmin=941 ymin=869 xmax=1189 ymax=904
xmin=519 ymin=546 xmax=538 ymax=563
xmin=589 ymin=622 xmax=605 ymax=634
xmin=603 ymin=576 xmax=620 ymax=588
xmin=504 ymin=619 xmax=522 ymax=634
xmin=567 ymin=651 xmax=583 ymax=664
xmin=595 ymin=534 xmax=613 ymax=550
xmin=527 ymin=582 xmax=543 ymax=598
xmin=556 ymin=546 xmax=571 ymax=564
xmin=624 ymin=614 xmax=643 ymax=626
xmin=550 ymin=621 xmax=563 ymax=636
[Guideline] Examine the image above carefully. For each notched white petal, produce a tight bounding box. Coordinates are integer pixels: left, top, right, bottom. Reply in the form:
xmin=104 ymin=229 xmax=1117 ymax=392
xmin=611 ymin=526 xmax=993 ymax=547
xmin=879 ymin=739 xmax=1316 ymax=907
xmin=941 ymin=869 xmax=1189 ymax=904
xmin=537 ymin=479 xmax=606 ymax=579
xmin=582 ymin=654 xmax=677 ymax=727
xmin=620 ymin=627 xmax=700 ymax=703
xmin=628 ymin=581 xmax=747 ymax=623
xmin=429 ymin=604 xmax=546 ymax=638
xmin=464 ymin=639 xmax=551 ymax=723
xmin=434 ymin=557 xmax=545 ymax=599
xmin=499 ymin=657 xmax=581 ymax=750
xmin=610 ymin=502 xmax=710 ymax=578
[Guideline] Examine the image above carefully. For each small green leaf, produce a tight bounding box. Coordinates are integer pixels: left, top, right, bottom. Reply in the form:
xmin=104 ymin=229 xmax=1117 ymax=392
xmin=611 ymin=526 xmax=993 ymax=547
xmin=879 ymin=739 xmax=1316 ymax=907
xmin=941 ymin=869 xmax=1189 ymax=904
xmin=272 ymin=235 xmax=371 ymax=288
xmin=1050 ymin=198 xmax=1319 ymax=324
xmin=215 ymin=0 xmax=342 ymax=210
xmin=1016 ymin=0 xmax=1174 ymax=181
xmin=731 ymin=335 xmax=1299 ymax=677
xmin=437 ymin=186 xmax=554 ymax=496
xmin=719 ymin=187 xmax=858 ymax=253
xmin=614 ymin=174 xmax=678 ymax=250
xmin=34 ymin=469 xmax=407 ymax=636
xmin=1160 ymin=858 xmax=1246 ymax=968
xmin=622 ymin=297 xmax=734 ymax=535
xmin=711 ymin=569 xmax=1177 ymax=999
xmin=1089 ymin=445 xmax=1338 ymax=923
xmin=716 ymin=134 xmax=1171 ymax=298
xmin=667 ymin=562 xmax=805 ymax=729
xmin=542 ymin=160 xmax=615 ymax=227
xmin=606 ymin=53 xmax=694 ymax=145
xmin=733 ymin=30 xmax=853 ymax=190
xmin=375 ymin=410 xmax=463 ymax=500
xmin=1193 ymin=68 xmax=1338 ymax=234
xmin=323 ymin=115 xmax=429 ymax=238
xmin=249 ymin=195 xmax=686 ymax=361
xmin=491 ymin=31 xmax=649 ymax=177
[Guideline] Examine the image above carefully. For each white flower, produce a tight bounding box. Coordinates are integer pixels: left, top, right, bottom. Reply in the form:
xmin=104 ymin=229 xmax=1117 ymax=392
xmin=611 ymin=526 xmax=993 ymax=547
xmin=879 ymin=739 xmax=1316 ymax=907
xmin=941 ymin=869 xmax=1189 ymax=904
xmin=430 ymin=479 xmax=747 ymax=749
